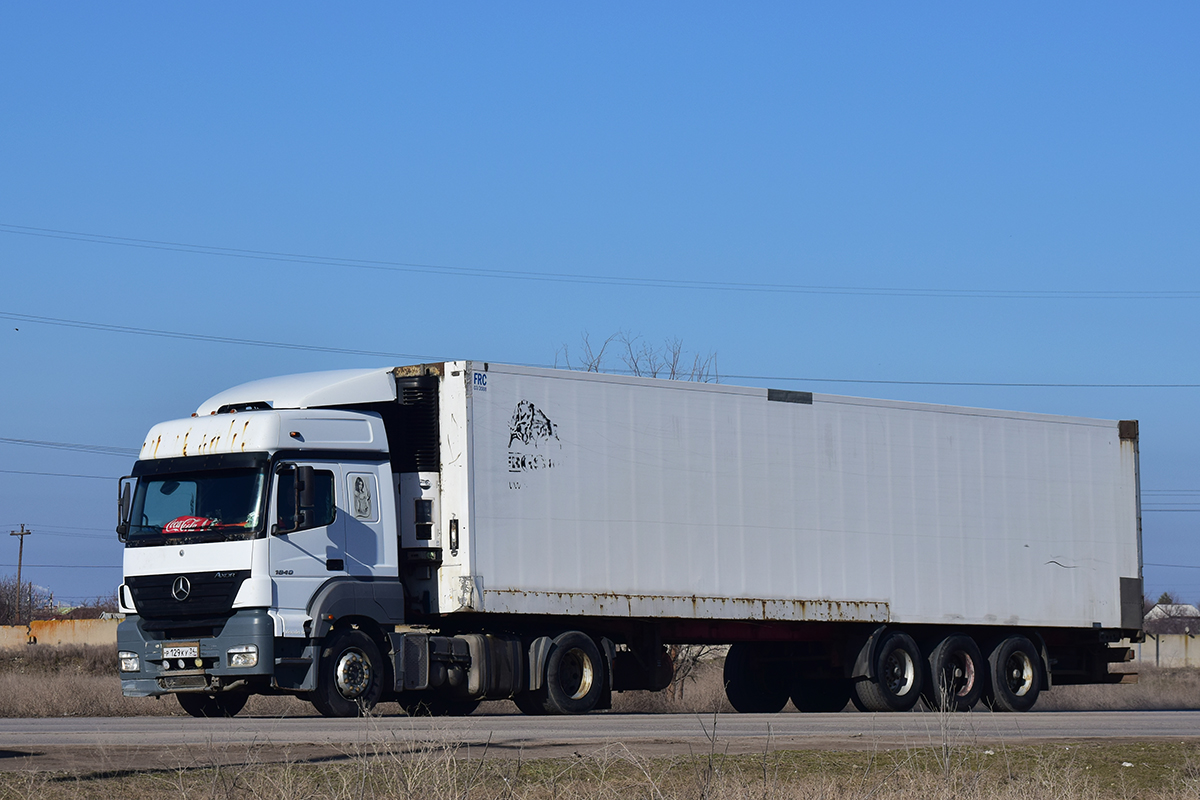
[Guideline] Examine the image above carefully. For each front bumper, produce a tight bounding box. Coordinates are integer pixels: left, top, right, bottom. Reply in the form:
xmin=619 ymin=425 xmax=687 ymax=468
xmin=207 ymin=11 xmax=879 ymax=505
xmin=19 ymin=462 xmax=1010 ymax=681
xmin=117 ymin=609 xmax=275 ymax=697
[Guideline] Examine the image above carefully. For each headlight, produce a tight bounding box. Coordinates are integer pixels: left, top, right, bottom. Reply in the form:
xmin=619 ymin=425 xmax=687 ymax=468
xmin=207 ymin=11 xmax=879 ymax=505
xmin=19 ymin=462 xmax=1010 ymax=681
xmin=118 ymin=651 xmax=140 ymax=673
xmin=227 ymin=644 xmax=258 ymax=668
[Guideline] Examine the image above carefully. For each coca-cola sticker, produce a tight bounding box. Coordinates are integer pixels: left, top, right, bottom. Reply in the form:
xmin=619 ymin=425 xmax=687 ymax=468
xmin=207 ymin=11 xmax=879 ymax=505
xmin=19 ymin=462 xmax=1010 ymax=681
xmin=163 ymin=516 xmax=216 ymax=534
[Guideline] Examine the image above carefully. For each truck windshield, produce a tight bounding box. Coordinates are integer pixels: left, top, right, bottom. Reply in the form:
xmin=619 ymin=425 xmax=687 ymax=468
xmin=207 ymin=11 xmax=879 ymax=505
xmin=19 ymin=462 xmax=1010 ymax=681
xmin=126 ymin=468 xmax=267 ymax=546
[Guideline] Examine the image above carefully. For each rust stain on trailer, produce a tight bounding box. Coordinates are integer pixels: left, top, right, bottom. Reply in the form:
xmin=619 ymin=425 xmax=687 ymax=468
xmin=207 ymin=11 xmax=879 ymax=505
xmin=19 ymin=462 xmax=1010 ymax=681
xmin=483 ymin=590 xmax=889 ymax=623
xmin=393 ymin=363 xmax=445 ymax=378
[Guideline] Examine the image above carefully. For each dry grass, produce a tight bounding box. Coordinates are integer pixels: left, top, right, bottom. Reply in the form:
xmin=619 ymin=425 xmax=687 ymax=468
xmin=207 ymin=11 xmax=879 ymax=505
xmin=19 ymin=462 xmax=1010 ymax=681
xmin=1 ymin=734 xmax=1199 ymax=798
xmin=1037 ymin=665 xmax=1200 ymax=711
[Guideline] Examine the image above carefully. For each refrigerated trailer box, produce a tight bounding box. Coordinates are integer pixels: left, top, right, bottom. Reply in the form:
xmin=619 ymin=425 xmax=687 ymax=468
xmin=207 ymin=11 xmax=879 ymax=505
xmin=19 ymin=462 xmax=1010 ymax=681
xmin=117 ymin=363 xmax=1142 ymax=718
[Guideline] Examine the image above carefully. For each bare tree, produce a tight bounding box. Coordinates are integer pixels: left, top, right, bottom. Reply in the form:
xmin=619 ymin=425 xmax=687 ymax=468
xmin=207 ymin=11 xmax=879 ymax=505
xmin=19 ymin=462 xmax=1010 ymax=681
xmin=0 ymin=575 xmax=56 ymax=625
xmin=555 ymin=332 xmax=618 ymax=373
xmin=666 ymin=644 xmax=722 ymax=701
xmin=558 ymin=332 xmax=718 ymax=383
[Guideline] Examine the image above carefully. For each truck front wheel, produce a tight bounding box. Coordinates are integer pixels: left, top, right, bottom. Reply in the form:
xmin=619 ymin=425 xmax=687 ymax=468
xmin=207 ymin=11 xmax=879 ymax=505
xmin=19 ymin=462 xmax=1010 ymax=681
xmin=176 ymin=692 xmax=247 ymax=718
xmin=311 ymin=629 xmax=384 ymax=717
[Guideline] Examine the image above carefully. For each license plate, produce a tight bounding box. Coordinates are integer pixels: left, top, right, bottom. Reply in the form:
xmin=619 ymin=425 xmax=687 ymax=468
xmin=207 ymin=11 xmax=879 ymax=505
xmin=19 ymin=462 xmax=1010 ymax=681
xmin=163 ymin=643 xmax=199 ymax=659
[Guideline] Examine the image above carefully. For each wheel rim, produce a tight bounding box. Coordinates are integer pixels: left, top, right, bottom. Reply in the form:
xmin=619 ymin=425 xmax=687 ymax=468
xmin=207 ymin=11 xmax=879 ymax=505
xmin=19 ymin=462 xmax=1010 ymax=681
xmin=943 ymin=650 xmax=977 ymax=698
xmin=1005 ymin=650 xmax=1035 ymax=697
xmin=558 ymin=647 xmax=595 ymax=700
xmin=883 ymin=648 xmax=915 ymax=696
xmin=334 ymin=647 xmax=371 ymax=699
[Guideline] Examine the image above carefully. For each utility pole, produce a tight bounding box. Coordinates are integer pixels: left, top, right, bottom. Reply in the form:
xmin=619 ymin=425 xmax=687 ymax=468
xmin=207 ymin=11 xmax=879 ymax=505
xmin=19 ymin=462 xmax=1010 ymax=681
xmin=9 ymin=525 xmax=30 ymax=626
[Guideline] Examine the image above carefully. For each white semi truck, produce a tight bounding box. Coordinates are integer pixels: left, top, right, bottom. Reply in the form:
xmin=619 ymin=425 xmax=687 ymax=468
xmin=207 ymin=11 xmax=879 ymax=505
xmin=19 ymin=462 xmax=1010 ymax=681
xmin=116 ymin=363 xmax=1142 ymax=717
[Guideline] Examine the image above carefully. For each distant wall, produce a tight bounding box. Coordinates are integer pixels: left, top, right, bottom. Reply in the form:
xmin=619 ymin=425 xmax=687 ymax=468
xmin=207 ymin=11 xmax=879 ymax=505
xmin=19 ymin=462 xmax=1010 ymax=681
xmin=1130 ymin=634 xmax=1200 ymax=668
xmin=0 ymin=619 xmax=119 ymax=648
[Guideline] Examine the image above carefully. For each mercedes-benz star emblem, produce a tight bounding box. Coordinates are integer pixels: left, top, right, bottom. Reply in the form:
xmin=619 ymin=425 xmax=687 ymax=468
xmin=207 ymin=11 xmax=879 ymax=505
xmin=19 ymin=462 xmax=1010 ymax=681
xmin=171 ymin=576 xmax=191 ymax=601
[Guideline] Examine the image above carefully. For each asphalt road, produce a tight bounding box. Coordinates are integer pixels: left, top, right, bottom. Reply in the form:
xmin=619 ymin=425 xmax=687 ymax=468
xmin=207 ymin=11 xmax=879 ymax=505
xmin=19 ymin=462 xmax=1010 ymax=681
xmin=1 ymin=711 xmax=1199 ymax=773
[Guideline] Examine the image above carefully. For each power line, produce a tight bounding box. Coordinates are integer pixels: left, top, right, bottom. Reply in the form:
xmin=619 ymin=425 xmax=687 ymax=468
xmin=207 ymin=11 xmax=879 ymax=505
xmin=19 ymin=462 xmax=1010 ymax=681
xmin=1147 ymin=563 xmax=1200 ymax=570
xmin=4 ymin=221 xmax=1200 ymax=300
xmin=0 ymin=311 xmax=440 ymax=362
xmin=722 ymin=373 xmax=1200 ymax=389
xmin=0 ymin=563 xmax=119 ymax=570
xmin=0 ymin=468 xmax=114 ymax=480
xmin=6 ymin=310 xmax=1200 ymax=389
xmin=0 ymin=436 xmax=137 ymax=457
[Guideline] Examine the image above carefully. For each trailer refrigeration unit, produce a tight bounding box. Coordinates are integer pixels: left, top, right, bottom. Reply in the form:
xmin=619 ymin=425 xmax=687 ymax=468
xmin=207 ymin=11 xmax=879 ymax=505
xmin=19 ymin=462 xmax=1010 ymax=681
xmin=115 ymin=363 xmax=1143 ymax=717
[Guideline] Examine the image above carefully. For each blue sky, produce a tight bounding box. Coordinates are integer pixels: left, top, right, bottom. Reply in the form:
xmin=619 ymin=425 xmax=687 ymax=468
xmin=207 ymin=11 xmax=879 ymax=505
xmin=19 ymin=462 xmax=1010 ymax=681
xmin=1 ymin=4 xmax=1197 ymax=604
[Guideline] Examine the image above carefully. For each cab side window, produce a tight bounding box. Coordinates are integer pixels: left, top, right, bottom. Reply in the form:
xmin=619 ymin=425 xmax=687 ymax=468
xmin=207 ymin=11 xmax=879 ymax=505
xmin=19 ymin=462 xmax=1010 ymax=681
xmin=276 ymin=469 xmax=336 ymax=533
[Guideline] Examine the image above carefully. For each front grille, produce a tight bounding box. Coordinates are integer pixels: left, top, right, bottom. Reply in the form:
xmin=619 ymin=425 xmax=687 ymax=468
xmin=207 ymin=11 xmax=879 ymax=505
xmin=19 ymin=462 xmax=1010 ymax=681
xmin=159 ymin=675 xmax=210 ymax=690
xmin=126 ymin=571 xmax=250 ymax=620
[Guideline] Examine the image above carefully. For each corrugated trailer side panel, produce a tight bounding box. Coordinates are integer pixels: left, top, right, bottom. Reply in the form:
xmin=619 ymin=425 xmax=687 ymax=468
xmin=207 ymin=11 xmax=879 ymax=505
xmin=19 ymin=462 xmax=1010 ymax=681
xmin=459 ymin=364 xmax=1138 ymax=630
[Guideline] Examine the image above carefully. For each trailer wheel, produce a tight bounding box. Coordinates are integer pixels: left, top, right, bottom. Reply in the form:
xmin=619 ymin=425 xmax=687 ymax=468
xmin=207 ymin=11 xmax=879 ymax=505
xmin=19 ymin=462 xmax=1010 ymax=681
xmin=790 ymin=678 xmax=851 ymax=713
xmin=522 ymin=631 xmax=605 ymax=715
xmin=176 ymin=692 xmax=247 ymax=718
xmin=923 ymin=634 xmax=984 ymax=712
xmin=723 ymin=643 xmax=789 ymax=713
xmin=852 ymin=630 xmax=924 ymax=712
xmin=311 ymin=629 xmax=384 ymax=717
xmin=984 ymin=636 xmax=1041 ymax=712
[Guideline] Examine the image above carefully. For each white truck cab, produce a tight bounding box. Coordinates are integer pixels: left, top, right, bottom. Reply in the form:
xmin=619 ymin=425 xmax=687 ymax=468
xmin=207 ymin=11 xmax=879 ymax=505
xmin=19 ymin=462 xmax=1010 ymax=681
xmin=117 ymin=368 xmax=463 ymax=717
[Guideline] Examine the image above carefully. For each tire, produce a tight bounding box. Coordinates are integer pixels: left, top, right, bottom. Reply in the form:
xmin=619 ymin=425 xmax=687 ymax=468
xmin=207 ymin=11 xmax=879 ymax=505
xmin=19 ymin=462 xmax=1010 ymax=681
xmin=176 ymin=691 xmax=248 ymax=718
xmin=790 ymin=678 xmax=851 ymax=713
xmin=852 ymin=630 xmax=924 ymax=712
xmin=523 ymin=631 xmax=606 ymax=715
xmin=398 ymin=692 xmax=482 ymax=717
xmin=984 ymin=635 xmax=1041 ymax=712
xmin=723 ymin=643 xmax=789 ymax=714
xmin=513 ymin=692 xmax=548 ymax=716
xmin=311 ymin=629 xmax=385 ymax=718
xmin=923 ymin=634 xmax=984 ymax=712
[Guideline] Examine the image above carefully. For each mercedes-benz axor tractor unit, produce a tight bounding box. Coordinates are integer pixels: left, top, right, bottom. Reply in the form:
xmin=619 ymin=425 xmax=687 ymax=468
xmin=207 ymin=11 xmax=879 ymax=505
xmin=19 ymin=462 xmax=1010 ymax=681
xmin=116 ymin=363 xmax=1142 ymax=717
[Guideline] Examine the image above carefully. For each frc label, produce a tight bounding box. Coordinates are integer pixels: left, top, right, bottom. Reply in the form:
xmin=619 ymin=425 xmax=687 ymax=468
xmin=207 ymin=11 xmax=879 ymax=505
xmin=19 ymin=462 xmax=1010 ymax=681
xmin=473 ymin=372 xmax=487 ymax=391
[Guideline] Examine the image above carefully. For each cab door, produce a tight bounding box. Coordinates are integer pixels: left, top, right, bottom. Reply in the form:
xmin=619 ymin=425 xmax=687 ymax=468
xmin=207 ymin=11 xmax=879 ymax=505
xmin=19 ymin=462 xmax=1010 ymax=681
xmin=269 ymin=463 xmax=346 ymax=616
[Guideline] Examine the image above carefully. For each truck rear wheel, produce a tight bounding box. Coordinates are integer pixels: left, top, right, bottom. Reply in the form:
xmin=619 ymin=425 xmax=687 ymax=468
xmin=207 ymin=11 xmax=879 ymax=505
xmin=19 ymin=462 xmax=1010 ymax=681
xmin=176 ymin=691 xmax=247 ymax=718
xmin=311 ymin=629 xmax=384 ymax=717
xmin=923 ymin=634 xmax=984 ymax=712
xmin=851 ymin=630 xmax=924 ymax=712
xmin=984 ymin=635 xmax=1041 ymax=712
xmin=398 ymin=692 xmax=482 ymax=717
xmin=723 ymin=643 xmax=789 ymax=713
xmin=522 ymin=631 xmax=605 ymax=715
xmin=790 ymin=678 xmax=851 ymax=713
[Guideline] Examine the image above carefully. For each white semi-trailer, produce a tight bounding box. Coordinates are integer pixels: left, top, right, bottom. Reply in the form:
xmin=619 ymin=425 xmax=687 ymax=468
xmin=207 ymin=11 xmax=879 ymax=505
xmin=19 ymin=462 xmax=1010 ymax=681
xmin=116 ymin=363 xmax=1142 ymax=717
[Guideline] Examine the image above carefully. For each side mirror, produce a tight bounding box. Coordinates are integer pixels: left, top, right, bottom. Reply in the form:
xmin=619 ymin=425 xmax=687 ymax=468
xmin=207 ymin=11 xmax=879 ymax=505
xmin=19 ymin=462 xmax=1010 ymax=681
xmin=116 ymin=477 xmax=133 ymax=542
xmin=296 ymin=465 xmax=315 ymax=528
xmin=297 ymin=465 xmax=316 ymax=509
